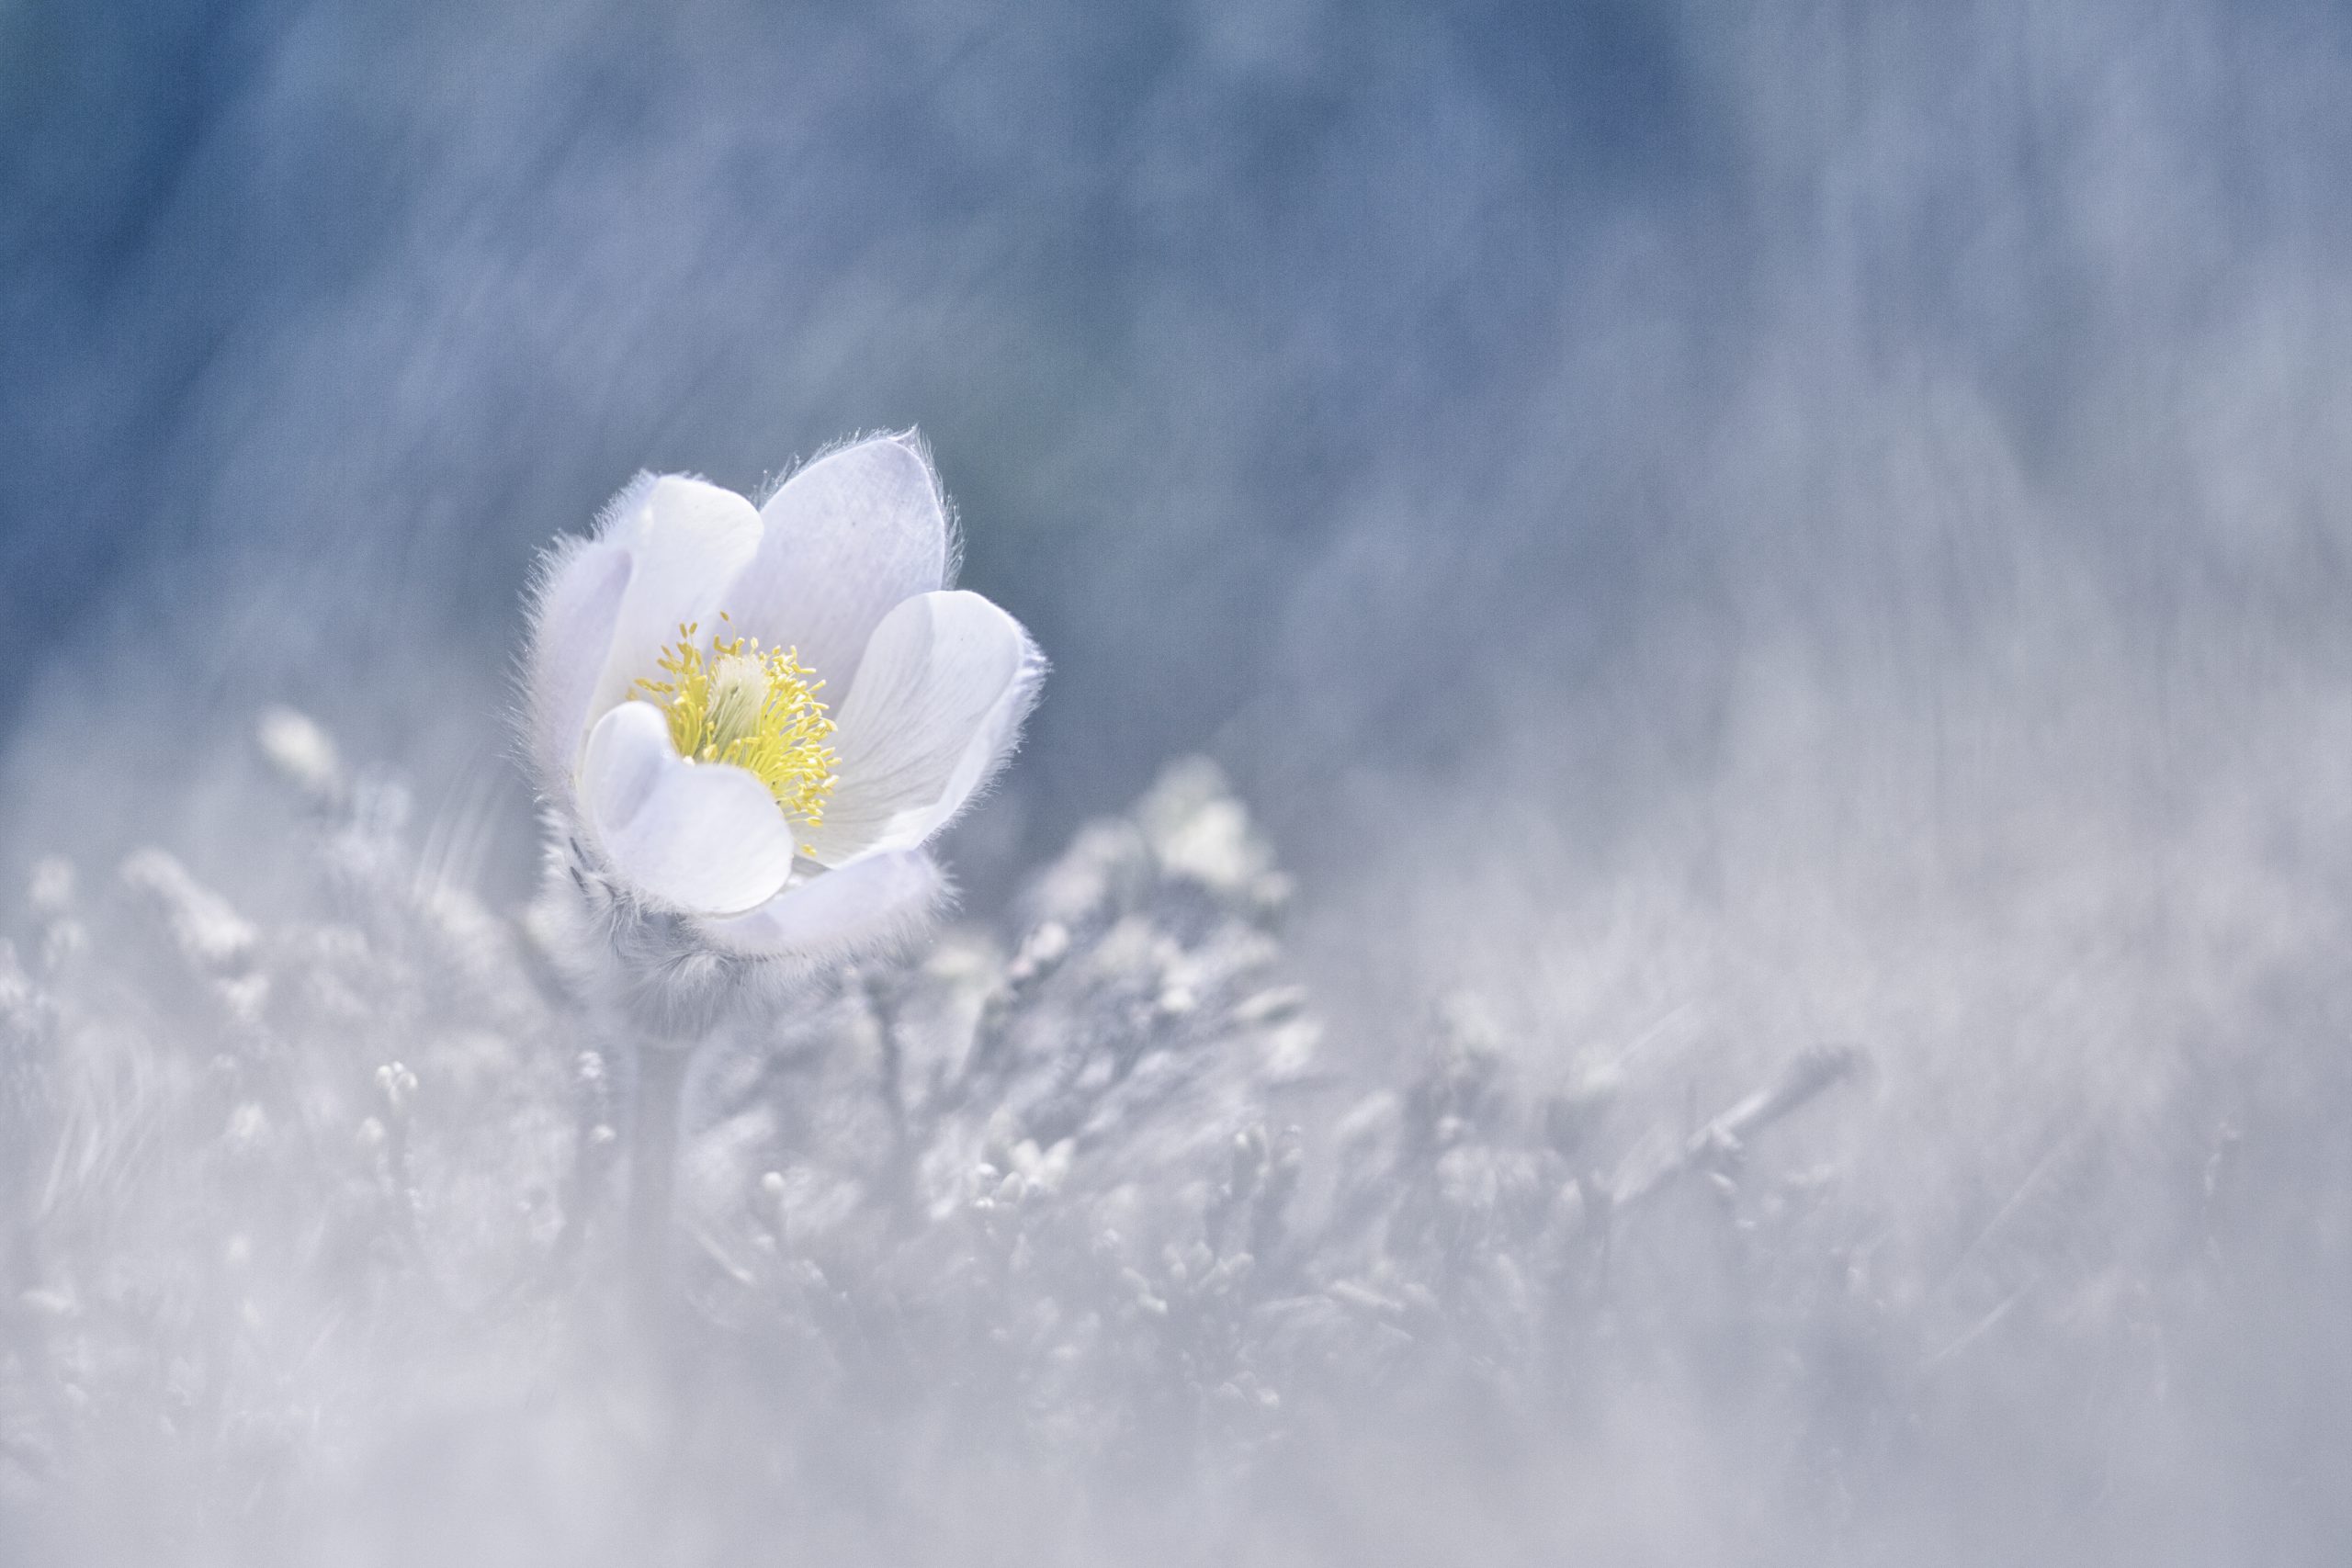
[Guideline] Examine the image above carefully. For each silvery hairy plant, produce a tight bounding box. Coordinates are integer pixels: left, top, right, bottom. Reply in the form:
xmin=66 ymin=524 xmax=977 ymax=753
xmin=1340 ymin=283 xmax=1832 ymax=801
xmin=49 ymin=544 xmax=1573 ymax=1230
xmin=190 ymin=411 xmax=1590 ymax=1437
xmin=0 ymin=696 xmax=1873 ymax=1562
xmin=520 ymin=432 xmax=1044 ymax=1294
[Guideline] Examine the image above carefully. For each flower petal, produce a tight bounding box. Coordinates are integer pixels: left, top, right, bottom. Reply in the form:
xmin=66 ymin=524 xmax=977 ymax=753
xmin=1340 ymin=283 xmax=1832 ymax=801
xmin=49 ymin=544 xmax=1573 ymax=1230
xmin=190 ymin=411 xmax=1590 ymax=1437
xmin=800 ymin=591 xmax=1045 ymax=866
xmin=579 ymin=701 xmax=797 ymax=915
xmin=524 ymin=536 xmax=632 ymax=802
xmin=696 ymin=849 xmax=945 ymax=960
xmin=588 ymin=474 xmax=763 ymax=730
xmin=727 ymin=433 xmax=953 ymax=696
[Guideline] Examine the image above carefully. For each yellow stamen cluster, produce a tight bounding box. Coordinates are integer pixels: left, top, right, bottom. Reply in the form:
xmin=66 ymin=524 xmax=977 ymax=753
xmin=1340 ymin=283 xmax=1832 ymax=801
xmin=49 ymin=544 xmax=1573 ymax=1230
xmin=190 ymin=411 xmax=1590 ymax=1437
xmin=635 ymin=618 xmax=839 ymax=840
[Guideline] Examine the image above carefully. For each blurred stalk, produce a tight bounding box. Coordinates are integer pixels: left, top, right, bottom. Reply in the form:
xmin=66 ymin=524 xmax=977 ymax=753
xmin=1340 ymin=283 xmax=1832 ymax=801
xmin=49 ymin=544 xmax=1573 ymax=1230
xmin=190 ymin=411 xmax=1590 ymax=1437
xmin=628 ymin=1043 xmax=690 ymax=1319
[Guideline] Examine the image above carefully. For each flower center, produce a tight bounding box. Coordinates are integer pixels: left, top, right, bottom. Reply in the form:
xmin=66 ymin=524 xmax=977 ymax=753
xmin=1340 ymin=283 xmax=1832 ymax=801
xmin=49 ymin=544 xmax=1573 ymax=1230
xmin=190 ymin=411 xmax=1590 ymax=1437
xmin=635 ymin=618 xmax=839 ymax=843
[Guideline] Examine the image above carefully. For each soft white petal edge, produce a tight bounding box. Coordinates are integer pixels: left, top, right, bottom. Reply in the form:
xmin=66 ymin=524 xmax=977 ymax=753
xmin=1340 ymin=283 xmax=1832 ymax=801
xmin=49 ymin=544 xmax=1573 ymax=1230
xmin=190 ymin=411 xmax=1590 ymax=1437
xmin=697 ymin=849 xmax=946 ymax=960
xmin=579 ymin=701 xmax=797 ymax=915
xmin=726 ymin=433 xmax=954 ymax=696
xmin=585 ymin=474 xmax=763 ymax=730
xmin=525 ymin=536 xmax=632 ymax=802
xmin=799 ymin=590 xmax=1046 ymax=866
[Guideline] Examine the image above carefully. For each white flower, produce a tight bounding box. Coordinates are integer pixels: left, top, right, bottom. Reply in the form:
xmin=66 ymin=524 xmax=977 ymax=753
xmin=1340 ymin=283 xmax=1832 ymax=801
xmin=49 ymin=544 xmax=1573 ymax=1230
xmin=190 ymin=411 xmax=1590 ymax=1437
xmin=524 ymin=432 xmax=1044 ymax=968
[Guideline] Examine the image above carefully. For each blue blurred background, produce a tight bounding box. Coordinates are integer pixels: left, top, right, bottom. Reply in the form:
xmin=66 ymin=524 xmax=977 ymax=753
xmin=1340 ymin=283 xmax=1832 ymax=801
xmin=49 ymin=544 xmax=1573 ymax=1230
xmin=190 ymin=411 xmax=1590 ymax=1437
xmin=16 ymin=0 xmax=2352 ymax=1082
xmin=9 ymin=0 xmax=1715 ymax=858
xmin=7 ymin=4 xmax=2352 ymax=1552
xmin=14 ymin=2 xmax=2352 ymax=1047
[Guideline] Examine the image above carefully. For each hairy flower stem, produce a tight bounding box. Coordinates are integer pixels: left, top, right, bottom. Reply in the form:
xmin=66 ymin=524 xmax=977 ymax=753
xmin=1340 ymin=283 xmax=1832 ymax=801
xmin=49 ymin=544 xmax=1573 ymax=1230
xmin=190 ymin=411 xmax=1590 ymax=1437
xmin=628 ymin=1043 xmax=690 ymax=1320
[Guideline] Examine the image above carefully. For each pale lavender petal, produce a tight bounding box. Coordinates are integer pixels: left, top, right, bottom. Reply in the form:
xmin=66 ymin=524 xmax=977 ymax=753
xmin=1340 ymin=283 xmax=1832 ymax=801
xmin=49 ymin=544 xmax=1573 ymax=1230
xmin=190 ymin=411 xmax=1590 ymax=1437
xmin=587 ymin=474 xmax=763 ymax=727
xmin=727 ymin=433 xmax=953 ymax=696
xmin=799 ymin=591 xmax=1044 ymax=866
xmin=579 ymin=701 xmax=797 ymax=915
xmin=524 ymin=536 xmax=631 ymax=800
xmin=697 ymin=849 xmax=946 ymax=960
